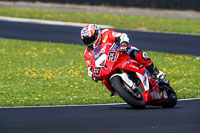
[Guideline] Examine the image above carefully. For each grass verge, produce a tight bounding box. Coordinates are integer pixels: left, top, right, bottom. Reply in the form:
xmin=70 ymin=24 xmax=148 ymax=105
xmin=0 ymin=7 xmax=200 ymax=34
xmin=0 ymin=38 xmax=199 ymax=107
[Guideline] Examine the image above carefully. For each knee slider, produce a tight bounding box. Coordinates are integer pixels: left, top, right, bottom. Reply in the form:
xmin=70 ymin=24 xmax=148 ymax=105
xmin=142 ymin=52 xmax=150 ymax=61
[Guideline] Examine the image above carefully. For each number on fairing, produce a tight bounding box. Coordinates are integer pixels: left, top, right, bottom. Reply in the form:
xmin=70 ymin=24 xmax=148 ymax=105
xmin=107 ymin=52 xmax=116 ymax=62
xmin=94 ymin=67 xmax=101 ymax=75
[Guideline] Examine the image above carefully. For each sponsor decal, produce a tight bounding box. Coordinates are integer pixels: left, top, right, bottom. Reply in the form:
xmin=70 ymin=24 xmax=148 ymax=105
xmin=150 ymin=91 xmax=161 ymax=99
xmin=94 ymin=45 xmax=106 ymax=60
xmin=122 ymin=62 xmax=127 ymax=67
xmin=156 ymin=92 xmax=161 ymax=99
xmin=112 ymin=42 xmax=120 ymax=51
xmin=160 ymin=92 xmax=163 ymax=97
xmin=128 ymin=59 xmax=137 ymax=63
xmin=130 ymin=65 xmax=139 ymax=70
xmin=102 ymin=35 xmax=108 ymax=43
xmin=107 ymin=52 xmax=116 ymax=62
xmin=163 ymin=90 xmax=168 ymax=99
xmin=94 ymin=53 xmax=104 ymax=61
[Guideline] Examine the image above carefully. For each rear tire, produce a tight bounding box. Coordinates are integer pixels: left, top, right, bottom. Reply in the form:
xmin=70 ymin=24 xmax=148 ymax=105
xmin=161 ymin=85 xmax=177 ymax=108
xmin=111 ymin=76 xmax=146 ymax=109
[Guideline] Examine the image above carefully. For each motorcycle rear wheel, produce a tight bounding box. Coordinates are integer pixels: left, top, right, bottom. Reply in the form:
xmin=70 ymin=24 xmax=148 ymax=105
xmin=111 ymin=76 xmax=146 ymax=109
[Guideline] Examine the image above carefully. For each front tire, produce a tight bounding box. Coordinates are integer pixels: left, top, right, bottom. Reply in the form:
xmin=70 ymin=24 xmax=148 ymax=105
xmin=111 ymin=76 xmax=146 ymax=109
xmin=161 ymin=85 xmax=177 ymax=108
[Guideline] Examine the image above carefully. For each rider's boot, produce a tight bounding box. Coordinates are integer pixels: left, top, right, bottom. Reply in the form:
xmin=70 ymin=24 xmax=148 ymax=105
xmin=146 ymin=63 xmax=166 ymax=91
xmin=156 ymin=69 xmax=166 ymax=80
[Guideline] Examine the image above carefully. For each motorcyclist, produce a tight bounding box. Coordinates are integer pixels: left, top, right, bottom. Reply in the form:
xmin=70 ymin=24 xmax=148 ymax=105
xmin=80 ymin=24 xmax=166 ymax=80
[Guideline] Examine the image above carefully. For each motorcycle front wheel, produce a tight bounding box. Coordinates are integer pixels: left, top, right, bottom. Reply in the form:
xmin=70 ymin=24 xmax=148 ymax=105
xmin=111 ymin=76 xmax=146 ymax=109
xmin=161 ymin=85 xmax=177 ymax=108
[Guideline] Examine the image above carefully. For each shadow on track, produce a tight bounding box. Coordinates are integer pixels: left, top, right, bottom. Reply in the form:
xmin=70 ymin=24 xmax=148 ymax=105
xmin=109 ymin=105 xmax=183 ymax=110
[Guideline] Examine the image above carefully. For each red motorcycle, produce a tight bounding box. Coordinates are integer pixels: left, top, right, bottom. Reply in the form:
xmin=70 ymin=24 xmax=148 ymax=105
xmin=91 ymin=42 xmax=177 ymax=109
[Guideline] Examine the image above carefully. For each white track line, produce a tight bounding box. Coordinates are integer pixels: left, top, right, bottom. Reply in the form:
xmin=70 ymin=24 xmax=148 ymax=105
xmin=1 ymin=16 xmax=200 ymax=36
xmin=0 ymin=16 xmax=113 ymax=29
xmin=177 ymin=98 xmax=200 ymax=101
xmin=0 ymin=98 xmax=199 ymax=109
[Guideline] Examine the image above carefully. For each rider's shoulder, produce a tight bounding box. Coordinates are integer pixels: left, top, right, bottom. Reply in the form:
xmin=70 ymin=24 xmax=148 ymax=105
xmin=84 ymin=47 xmax=92 ymax=57
xmin=84 ymin=47 xmax=91 ymax=53
xmin=101 ymin=29 xmax=114 ymax=34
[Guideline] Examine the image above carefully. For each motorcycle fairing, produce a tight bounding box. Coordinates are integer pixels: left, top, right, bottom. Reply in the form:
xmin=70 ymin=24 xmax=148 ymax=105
xmin=136 ymin=72 xmax=149 ymax=92
xmin=92 ymin=44 xmax=121 ymax=77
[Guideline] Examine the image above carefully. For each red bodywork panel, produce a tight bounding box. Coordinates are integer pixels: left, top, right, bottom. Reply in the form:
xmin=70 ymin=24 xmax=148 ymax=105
xmin=91 ymin=43 xmax=168 ymax=105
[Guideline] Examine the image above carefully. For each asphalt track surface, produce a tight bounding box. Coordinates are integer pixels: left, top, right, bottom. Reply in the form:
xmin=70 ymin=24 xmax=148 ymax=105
xmin=0 ymin=20 xmax=200 ymax=133
xmin=0 ymin=20 xmax=200 ymax=56
xmin=0 ymin=99 xmax=200 ymax=133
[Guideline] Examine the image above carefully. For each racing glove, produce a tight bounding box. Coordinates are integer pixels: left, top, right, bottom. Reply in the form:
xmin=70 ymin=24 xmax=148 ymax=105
xmin=87 ymin=67 xmax=92 ymax=77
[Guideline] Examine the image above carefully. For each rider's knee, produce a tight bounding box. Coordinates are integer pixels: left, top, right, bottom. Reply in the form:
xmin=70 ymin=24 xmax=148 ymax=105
xmin=127 ymin=47 xmax=140 ymax=59
xmin=128 ymin=47 xmax=151 ymax=62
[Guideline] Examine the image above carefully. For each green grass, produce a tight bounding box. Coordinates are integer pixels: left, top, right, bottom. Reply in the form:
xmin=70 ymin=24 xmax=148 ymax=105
xmin=0 ymin=7 xmax=200 ymax=34
xmin=0 ymin=38 xmax=199 ymax=107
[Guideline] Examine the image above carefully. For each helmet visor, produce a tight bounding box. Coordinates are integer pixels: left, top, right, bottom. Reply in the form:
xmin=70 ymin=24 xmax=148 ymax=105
xmin=83 ymin=35 xmax=97 ymax=45
xmin=82 ymin=30 xmax=98 ymax=47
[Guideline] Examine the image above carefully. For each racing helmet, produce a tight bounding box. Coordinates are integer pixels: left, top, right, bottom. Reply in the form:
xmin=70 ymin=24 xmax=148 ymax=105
xmin=81 ymin=24 xmax=101 ymax=49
